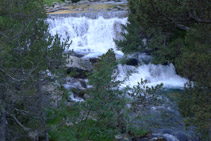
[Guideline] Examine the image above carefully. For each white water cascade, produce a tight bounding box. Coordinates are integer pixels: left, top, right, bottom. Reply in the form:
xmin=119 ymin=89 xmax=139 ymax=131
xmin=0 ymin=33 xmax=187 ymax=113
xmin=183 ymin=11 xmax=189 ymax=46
xmin=47 ymin=15 xmax=187 ymax=89
xmin=47 ymin=16 xmax=126 ymax=58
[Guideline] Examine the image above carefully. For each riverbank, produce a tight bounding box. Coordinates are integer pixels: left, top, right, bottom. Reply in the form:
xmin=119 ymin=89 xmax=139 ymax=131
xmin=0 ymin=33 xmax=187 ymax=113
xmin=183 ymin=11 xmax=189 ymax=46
xmin=46 ymin=0 xmax=128 ymax=14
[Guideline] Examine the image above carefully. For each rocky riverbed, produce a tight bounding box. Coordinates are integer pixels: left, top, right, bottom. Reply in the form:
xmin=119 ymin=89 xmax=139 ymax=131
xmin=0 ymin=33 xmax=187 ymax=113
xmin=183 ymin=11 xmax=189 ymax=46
xmin=46 ymin=0 xmax=128 ymax=14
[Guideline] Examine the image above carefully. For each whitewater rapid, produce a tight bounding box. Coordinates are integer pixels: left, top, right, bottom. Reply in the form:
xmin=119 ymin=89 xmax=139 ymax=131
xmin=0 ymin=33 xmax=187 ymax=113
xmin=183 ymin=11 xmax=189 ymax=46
xmin=47 ymin=16 xmax=126 ymax=58
xmin=47 ymin=16 xmax=187 ymax=89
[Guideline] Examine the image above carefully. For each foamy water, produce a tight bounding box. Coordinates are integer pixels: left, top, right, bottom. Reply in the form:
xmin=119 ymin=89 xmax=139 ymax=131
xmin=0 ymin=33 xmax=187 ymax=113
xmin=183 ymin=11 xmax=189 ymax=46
xmin=47 ymin=16 xmax=187 ymax=89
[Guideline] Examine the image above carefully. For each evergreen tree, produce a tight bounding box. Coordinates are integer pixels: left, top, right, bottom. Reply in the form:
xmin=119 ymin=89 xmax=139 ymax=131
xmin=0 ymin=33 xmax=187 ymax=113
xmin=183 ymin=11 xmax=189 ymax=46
xmin=178 ymin=25 xmax=211 ymax=140
xmin=0 ymin=0 xmax=67 ymax=140
xmin=116 ymin=0 xmax=211 ymax=139
xmin=116 ymin=0 xmax=210 ymax=65
xmin=47 ymin=49 xmax=162 ymax=140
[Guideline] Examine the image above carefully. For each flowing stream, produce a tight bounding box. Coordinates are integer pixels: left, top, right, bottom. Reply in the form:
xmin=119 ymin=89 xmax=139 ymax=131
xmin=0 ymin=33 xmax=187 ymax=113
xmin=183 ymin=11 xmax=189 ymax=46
xmin=47 ymin=12 xmax=197 ymax=141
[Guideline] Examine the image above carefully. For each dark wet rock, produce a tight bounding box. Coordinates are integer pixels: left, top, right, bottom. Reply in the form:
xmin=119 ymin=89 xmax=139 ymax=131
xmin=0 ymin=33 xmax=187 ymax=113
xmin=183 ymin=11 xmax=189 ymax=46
xmin=53 ymin=2 xmax=60 ymax=8
xmin=79 ymin=80 xmax=87 ymax=88
xmin=126 ymin=58 xmax=138 ymax=66
xmin=71 ymin=88 xmax=86 ymax=99
xmin=89 ymin=58 xmax=99 ymax=64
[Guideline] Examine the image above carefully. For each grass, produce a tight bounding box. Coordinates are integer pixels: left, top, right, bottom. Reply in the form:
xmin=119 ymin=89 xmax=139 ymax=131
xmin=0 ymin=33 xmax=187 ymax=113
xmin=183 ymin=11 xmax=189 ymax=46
xmin=44 ymin=0 xmax=64 ymax=6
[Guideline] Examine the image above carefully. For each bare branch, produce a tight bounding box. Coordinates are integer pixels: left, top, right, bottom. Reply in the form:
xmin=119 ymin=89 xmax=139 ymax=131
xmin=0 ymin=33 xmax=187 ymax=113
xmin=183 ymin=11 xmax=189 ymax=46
xmin=0 ymin=69 xmax=23 ymax=82
xmin=189 ymin=10 xmax=211 ymax=24
xmin=6 ymin=112 xmax=30 ymax=131
xmin=149 ymin=0 xmax=190 ymax=31
xmin=12 ymin=107 xmax=30 ymax=115
xmin=0 ymin=30 xmax=8 ymax=39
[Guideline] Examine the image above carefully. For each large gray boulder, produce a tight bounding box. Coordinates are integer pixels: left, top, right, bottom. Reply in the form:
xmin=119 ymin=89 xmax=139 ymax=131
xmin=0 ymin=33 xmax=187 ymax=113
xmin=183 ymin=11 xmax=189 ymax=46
xmin=66 ymin=56 xmax=92 ymax=78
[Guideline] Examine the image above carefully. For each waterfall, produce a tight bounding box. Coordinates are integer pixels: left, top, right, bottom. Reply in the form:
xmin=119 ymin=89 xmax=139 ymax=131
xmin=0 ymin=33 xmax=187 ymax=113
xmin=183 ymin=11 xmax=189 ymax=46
xmin=118 ymin=63 xmax=187 ymax=89
xmin=47 ymin=14 xmax=187 ymax=89
xmin=47 ymin=16 xmax=127 ymax=58
xmin=47 ymin=13 xmax=197 ymax=140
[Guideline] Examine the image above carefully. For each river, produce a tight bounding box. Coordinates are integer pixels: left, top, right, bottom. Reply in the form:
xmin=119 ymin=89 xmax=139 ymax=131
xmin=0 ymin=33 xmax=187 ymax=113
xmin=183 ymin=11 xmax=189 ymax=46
xmin=47 ymin=11 xmax=198 ymax=141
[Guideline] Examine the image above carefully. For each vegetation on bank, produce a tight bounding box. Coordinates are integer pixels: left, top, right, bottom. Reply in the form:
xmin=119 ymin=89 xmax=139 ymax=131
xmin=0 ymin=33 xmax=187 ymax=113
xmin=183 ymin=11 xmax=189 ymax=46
xmin=44 ymin=0 xmax=64 ymax=6
xmin=115 ymin=0 xmax=211 ymax=139
xmin=47 ymin=49 xmax=163 ymax=140
xmin=0 ymin=0 xmax=210 ymax=140
xmin=0 ymin=0 xmax=68 ymax=140
xmin=44 ymin=0 xmax=80 ymax=6
xmin=0 ymin=0 xmax=162 ymax=140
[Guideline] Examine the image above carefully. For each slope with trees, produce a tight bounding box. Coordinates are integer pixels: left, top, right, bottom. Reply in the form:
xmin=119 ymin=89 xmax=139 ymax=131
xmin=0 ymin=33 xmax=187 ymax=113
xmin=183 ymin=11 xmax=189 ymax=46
xmin=0 ymin=0 xmax=67 ymax=140
xmin=115 ymin=0 xmax=211 ymax=139
xmin=47 ymin=49 xmax=163 ymax=140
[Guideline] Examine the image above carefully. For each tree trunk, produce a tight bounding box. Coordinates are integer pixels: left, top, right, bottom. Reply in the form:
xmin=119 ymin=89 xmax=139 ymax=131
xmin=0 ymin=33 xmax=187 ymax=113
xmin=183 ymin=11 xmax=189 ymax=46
xmin=0 ymin=108 xmax=6 ymax=141
xmin=45 ymin=130 xmax=49 ymax=141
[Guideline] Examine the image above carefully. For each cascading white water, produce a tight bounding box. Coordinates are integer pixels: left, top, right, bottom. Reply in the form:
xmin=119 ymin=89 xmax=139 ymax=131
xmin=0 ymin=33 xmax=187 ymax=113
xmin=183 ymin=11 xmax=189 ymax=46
xmin=47 ymin=16 xmax=127 ymax=58
xmin=47 ymin=13 xmax=197 ymax=140
xmin=118 ymin=64 xmax=187 ymax=89
xmin=47 ymin=15 xmax=187 ymax=89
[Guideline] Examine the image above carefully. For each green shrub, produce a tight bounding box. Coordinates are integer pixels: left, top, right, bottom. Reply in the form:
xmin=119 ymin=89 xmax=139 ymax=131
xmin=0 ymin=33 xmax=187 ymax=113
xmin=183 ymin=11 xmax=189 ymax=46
xmin=44 ymin=0 xmax=64 ymax=6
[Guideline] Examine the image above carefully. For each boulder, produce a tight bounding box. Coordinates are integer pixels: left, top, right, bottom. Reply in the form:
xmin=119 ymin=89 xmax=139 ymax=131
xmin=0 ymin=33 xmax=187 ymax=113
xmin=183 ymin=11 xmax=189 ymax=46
xmin=64 ymin=77 xmax=87 ymax=90
xmin=53 ymin=2 xmax=60 ymax=8
xmin=66 ymin=56 xmax=92 ymax=78
xmin=66 ymin=56 xmax=92 ymax=71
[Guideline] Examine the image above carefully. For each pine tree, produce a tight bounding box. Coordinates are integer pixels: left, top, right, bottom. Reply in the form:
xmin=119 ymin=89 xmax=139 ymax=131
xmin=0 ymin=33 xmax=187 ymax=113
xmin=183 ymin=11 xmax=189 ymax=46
xmin=178 ymin=25 xmax=211 ymax=140
xmin=116 ymin=0 xmax=210 ymax=65
xmin=47 ymin=49 xmax=162 ymax=140
xmin=116 ymin=0 xmax=211 ymax=139
xmin=0 ymin=0 xmax=67 ymax=140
